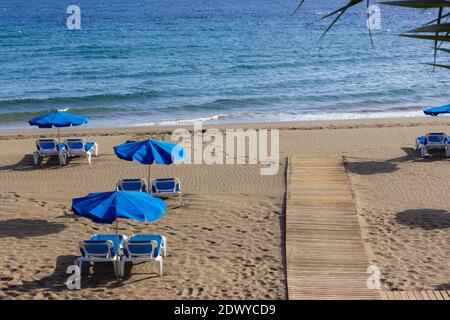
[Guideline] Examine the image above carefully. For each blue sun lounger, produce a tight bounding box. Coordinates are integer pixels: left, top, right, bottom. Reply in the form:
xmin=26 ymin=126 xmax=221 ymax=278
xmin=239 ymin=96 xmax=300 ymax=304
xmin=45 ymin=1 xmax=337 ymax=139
xmin=151 ymin=178 xmax=183 ymax=206
xmin=63 ymin=138 xmax=99 ymax=165
xmin=75 ymin=234 xmax=127 ymax=277
xmin=116 ymin=179 xmax=147 ymax=192
xmin=119 ymin=234 xmax=166 ymax=277
xmin=415 ymin=133 xmax=450 ymax=158
xmin=33 ymin=139 xmax=66 ymax=166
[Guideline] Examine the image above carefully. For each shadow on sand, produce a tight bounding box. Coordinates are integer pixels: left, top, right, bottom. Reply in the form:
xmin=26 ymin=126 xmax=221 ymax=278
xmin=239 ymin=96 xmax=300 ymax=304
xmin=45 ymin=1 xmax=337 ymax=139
xmin=395 ymin=209 xmax=450 ymax=230
xmin=0 ymin=218 xmax=66 ymax=238
xmin=2 ymin=255 xmax=160 ymax=297
xmin=0 ymin=154 xmax=80 ymax=172
xmin=2 ymin=255 xmax=121 ymax=296
xmin=0 ymin=155 xmax=60 ymax=172
xmin=435 ymin=283 xmax=450 ymax=290
xmin=344 ymin=160 xmax=398 ymax=175
xmin=344 ymin=147 xmax=449 ymax=175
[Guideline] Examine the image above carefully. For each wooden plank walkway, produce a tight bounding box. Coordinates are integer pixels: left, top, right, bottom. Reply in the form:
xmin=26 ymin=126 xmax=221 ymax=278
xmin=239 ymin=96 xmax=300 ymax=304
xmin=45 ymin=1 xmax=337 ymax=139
xmin=286 ymin=156 xmax=382 ymax=300
xmin=381 ymin=291 xmax=450 ymax=300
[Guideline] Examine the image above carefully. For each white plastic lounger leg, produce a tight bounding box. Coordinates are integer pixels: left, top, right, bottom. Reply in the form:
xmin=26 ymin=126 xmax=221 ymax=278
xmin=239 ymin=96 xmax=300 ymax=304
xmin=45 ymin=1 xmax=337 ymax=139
xmin=33 ymin=152 xmax=41 ymax=166
xmin=76 ymin=259 xmax=83 ymax=275
xmin=94 ymin=144 xmax=99 ymax=157
xmin=159 ymin=257 xmax=163 ymax=276
xmin=421 ymin=146 xmax=426 ymax=158
xmin=113 ymin=260 xmax=119 ymax=279
xmin=119 ymin=260 xmax=125 ymax=278
xmin=59 ymin=152 xmax=67 ymax=166
xmin=418 ymin=145 xmax=425 ymax=158
xmin=179 ymin=194 xmax=184 ymax=207
xmin=86 ymin=152 xmax=92 ymax=164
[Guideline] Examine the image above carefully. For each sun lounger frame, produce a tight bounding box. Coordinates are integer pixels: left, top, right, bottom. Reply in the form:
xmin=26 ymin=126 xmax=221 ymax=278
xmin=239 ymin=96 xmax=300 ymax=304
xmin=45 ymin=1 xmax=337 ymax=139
xmin=33 ymin=139 xmax=66 ymax=166
xmin=150 ymin=177 xmax=184 ymax=206
xmin=119 ymin=235 xmax=167 ymax=277
xmin=63 ymin=138 xmax=99 ymax=165
xmin=116 ymin=178 xmax=147 ymax=192
xmin=416 ymin=133 xmax=450 ymax=158
xmin=75 ymin=235 xmax=125 ymax=278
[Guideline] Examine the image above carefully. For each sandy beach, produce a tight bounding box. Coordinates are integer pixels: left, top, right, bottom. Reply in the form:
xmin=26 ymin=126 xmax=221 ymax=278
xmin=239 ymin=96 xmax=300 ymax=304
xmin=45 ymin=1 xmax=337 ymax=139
xmin=0 ymin=116 xmax=449 ymax=299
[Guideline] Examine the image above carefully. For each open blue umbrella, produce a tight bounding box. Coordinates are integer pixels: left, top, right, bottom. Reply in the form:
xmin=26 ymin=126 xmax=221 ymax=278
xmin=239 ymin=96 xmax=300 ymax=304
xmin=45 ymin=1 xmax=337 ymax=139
xmin=29 ymin=111 xmax=89 ymax=141
xmin=423 ymin=104 xmax=450 ymax=116
xmin=72 ymin=191 xmax=167 ymax=275
xmin=113 ymin=139 xmax=185 ymax=188
xmin=72 ymin=191 xmax=166 ymax=224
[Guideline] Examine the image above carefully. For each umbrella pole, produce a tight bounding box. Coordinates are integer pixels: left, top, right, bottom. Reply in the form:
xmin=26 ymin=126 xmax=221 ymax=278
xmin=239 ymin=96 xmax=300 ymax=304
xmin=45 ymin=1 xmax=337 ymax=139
xmin=57 ymin=127 xmax=60 ymax=143
xmin=115 ymin=219 xmax=119 ymax=279
xmin=147 ymin=164 xmax=151 ymax=194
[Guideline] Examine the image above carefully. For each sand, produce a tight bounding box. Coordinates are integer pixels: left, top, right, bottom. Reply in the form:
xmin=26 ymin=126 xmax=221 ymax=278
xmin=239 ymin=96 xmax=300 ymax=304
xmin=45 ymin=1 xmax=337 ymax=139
xmin=0 ymin=116 xmax=449 ymax=299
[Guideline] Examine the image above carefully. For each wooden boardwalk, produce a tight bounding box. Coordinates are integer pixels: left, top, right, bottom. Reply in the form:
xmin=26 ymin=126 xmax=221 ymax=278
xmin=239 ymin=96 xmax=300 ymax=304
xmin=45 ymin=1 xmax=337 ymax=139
xmin=382 ymin=291 xmax=450 ymax=300
xmin=285 ymin=156 xmax=382 ymax=300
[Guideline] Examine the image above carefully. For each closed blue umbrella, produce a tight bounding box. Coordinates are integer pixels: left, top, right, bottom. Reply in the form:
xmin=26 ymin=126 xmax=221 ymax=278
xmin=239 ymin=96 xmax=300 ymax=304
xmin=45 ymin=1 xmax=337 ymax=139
xmin=29 ymin=111 xmax=89 ymax=141
xmin=423 ymin=104 xmax=450 ymax=116
xmin=113 ymin=139 xmax=185 ymax=188
xmin=72 ymin=191 xmax=167 ymax=276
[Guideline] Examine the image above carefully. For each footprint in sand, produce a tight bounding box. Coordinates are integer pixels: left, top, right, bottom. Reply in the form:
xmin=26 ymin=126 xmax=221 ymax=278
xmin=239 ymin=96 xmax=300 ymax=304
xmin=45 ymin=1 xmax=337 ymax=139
xmin=180 ymin=287 xmax=205 ymax=297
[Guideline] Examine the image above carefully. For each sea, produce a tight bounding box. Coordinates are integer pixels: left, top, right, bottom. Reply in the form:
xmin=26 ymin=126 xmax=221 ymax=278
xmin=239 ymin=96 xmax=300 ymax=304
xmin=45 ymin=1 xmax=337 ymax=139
xmin=0 ymin=0 xmax=449 ymax=129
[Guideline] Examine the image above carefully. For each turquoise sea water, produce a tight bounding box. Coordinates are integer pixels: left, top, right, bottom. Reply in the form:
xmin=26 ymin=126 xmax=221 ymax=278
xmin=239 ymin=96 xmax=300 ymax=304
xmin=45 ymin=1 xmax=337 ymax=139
xmin=0 ymin=0 xmax=449 ymax=129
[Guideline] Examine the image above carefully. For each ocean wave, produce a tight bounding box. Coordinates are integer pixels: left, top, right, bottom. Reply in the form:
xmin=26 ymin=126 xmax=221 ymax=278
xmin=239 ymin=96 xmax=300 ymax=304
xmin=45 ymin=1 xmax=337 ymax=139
xmin=229 ymin=61 xmax=301 ymax=71
xmin=131 ymin=114 xmax=226 ymax=127
xmin=0 ymin=91 xmax=166 ymax=108
xmin=356 ymin=105 xmax=424 ymax=113
xmin=123 ymin=106 xmax=426 ymax=128
xmin=0 ymin=107 xmax=114 ymax=122
xmin=158 ymin=97 xmax=278 ymax=113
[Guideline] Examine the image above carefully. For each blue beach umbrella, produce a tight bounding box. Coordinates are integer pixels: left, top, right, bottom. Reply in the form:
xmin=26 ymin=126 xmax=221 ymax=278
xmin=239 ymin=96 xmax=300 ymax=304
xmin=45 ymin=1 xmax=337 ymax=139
xmin=423 ymin=104 xmax=450 ymax=116
xmin=72 ymin=191 xmax=167 ymax=272
xmin=113 ymin=139 xmax=185 ymax=188
xmin=72 ymin=191 xmax=166 ymax=224
xmin=29 ymin=111 xmax=89 ymax=141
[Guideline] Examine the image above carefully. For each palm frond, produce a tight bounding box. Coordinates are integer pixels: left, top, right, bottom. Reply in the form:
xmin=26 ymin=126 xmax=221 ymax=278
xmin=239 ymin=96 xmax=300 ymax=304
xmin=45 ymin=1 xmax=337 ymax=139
xmin=293 ymin=0 xmax=450 ymax=70
xmin=401 ymin=34 xmax=450 ymax=41
xmin=380 ymin=0 xmax=450 ymax=8
xmin=425 ymin=12 xmax=450 ymax=25
xmin=426 ymin=62 xmax=450 ymax=69
xmin=292 ymin=0 xmax=306 ymax=16
xmin=408 ymin=23 xmax=450 ymax=33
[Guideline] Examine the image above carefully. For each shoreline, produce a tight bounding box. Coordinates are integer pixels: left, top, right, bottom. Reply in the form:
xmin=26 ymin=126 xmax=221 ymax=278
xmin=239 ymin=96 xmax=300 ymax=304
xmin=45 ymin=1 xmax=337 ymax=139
xmin=1 ymin=115 xmax=450 ymax=139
